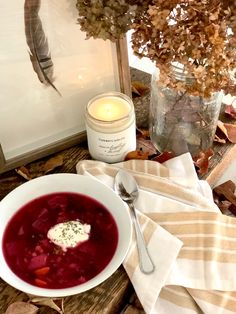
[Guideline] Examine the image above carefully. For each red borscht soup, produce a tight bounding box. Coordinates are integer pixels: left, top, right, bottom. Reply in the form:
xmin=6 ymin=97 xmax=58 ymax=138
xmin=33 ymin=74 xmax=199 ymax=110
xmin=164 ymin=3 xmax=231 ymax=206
xmin=2 ymin=192 xmax=118 ymax=289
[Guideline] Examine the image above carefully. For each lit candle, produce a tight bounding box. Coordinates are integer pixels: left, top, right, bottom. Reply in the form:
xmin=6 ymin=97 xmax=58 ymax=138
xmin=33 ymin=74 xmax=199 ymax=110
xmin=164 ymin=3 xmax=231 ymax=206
xmin=85 ymin=92 xmax=136 ymax=163
xmin=87 ymin=97 xmax=131 ymax=122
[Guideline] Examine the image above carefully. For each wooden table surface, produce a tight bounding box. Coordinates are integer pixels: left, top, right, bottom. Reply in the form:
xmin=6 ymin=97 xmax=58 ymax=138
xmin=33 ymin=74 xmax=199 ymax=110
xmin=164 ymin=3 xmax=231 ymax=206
xmin=0 ymin=68 xmax=235 ymax=313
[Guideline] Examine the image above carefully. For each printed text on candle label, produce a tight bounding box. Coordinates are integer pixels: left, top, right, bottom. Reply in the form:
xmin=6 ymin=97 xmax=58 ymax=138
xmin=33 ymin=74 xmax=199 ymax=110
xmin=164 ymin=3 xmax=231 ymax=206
xmin=86 ymin=122 xmax=136 ymax=163
xmin=98 ymin=138 xmax=126 ymax=154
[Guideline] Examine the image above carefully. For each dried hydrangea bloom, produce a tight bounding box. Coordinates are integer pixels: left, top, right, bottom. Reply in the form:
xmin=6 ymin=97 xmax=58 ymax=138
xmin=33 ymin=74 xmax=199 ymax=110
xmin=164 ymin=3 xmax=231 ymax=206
xmin=76 ymin=0 xmax=144 ymax=41
xmin=76 ymin=0 xmax=235 ymax=97
xmin=131 ymin=0 xmax=235 ymax=97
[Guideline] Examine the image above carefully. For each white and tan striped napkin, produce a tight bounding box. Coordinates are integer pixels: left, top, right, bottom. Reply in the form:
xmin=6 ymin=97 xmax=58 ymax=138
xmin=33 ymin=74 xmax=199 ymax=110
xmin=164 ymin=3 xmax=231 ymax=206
xmin=76 ymin=153 xmax=236 ymax=314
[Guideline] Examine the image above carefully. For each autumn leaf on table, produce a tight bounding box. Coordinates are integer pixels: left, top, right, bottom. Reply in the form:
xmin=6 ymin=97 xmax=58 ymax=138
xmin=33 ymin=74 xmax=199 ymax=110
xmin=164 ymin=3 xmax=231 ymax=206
xmin=193 ymin=148 xmax=214 ymax=175
xmin=24 ymin=0 xmax=61 ymax=96
xmin=136 ymin=136 xmax=157 ymax=155
xmin=15 ymin=155 xmax=64 ymax=180
xmin=127 ymin=128 xmax=158 ymax=157
xmin=131 ymin=81 xmax=150 ymax=97
xmin=216 ymin=120 xmax=236 ymax=143
xmin=225 ymin=101 xmax=236 ymax=119
xmin=125 ymin=149 xmax=150 ymax=161
xmin=28 ymin=295 xmax=64 ymax=314
xmin=5 ymin=301 xmax=38 ymax=314
xmin=125 ymin=128 xmax=177 ymax=162
xmin=151 ymin=151 xmax=176 ymax=163
xmin=43 ymin=155 xmax=64 ymax=174
xmin=225 ymin=100 xmax=236 ymax=119
xmin=15 ymin=166 xmax=32 ymax=180
xmin=214 ymin=134 xmax=226 ymax=144
xmin=136 ymin=127 xmax=150 ymax=139
xmin=213 ymin=180 xmax=236 ymax=216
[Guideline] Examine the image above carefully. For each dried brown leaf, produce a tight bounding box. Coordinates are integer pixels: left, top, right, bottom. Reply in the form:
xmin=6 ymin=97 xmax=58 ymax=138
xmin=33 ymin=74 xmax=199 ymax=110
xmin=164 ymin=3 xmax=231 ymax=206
xmin=223 ymin=123 xmax=236 ymax=143
xmin=213 ymin=180 xmax=236 ymax=216
xmin=215 ymin=120 xmax=228 ymax=141
xmin=125 ymin=149 xmax=149 ymax=161
xmin=43 ymin=155 xmax=64 ymax=174
xmin=15 ymin=155 xmax=64 ymax=180
xmin=193 ymin=148 xmax=214 ymax=175
xmin=29 ymin=297 xmax=64 ymax=314
xmin=131 ymin=81 xmax=149 ymax=97
xmin=77 ymin=0 xmax=236 ymax=97
xmin=136 ymin=137 xmax=157 ymax=155
xmin=225 ymin=103 xmax=236 ymax=119
xmin=216 ymin=120 xmax=236 ymax=143
xmin=15 ymin=166 xmax=33 ymax=181
xmin=151 ymin=151 xmax=175 ymax=163
xmin=136 ymin=128 xmax=150 ymax=139
xmin=5 ymin=301 xmax=38 ymax=314
xmin=214 ymin=134 xmax=226 ymax=144
xmin=214 ymin=197 xmax=233 ymax=215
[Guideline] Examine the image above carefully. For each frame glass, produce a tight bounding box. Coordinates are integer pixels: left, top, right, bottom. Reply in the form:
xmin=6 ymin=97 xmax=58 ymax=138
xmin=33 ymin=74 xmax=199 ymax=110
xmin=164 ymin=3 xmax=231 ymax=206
xmin=0 ymin=1 xmax=131 ymax=173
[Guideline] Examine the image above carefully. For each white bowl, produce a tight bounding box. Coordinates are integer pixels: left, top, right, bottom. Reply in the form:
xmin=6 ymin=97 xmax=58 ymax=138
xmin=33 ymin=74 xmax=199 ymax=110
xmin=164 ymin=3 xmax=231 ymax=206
xmin=0 ymin=173 xmax=132 ymax=297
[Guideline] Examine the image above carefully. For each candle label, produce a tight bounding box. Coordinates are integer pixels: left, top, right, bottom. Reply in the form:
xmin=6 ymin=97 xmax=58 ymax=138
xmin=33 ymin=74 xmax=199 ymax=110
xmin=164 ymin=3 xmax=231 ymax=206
xmin=86 ymin=121 xmax=136 ymax=163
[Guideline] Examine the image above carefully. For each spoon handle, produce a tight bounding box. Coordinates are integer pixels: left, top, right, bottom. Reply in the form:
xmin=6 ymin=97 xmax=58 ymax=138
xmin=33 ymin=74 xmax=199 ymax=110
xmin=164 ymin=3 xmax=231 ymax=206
xmin=129 ymin=203 xmax=155 ymax=274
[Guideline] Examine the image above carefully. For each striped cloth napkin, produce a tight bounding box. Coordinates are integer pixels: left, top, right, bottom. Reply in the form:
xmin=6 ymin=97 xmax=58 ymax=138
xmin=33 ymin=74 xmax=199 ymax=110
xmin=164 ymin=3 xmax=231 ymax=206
xmin=76 ymin=153 xmax=236 ymax=314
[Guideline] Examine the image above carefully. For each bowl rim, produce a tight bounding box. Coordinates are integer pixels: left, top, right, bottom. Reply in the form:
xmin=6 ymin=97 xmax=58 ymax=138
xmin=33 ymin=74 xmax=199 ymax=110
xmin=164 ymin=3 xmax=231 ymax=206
xmin=0 ymin=173 xmax=132 ymax=297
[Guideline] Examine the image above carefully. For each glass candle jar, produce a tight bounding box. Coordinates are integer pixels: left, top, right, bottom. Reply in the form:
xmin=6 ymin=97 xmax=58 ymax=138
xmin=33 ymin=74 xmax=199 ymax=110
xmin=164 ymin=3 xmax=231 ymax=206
xmin=85 ymin=92 xmax=136 ymax=163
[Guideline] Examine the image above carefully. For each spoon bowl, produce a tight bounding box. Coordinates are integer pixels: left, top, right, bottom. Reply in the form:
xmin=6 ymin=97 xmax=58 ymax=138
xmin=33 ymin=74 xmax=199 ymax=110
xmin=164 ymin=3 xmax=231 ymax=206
xmin=115 ymin=170 xmax=138 ymax=203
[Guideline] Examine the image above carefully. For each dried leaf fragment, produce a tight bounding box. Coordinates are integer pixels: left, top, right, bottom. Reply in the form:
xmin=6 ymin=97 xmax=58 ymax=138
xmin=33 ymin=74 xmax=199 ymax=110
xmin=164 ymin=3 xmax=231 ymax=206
xmin=216 ymin=120 xmax=236 ymax=143
xmin=225 ymin=102 xmax=236 ymax=119
xmin=15 ymin=155 xmax=64 ymax=180
xmin=136 ymin=137 xmax=157 ymax=155
xmin=215 ymin=121 xmax=228 ymax=142
xmin=213 ymin=180 xmax=236 ymax=216
xmin=29 ymin=296 xmax=64 ymax=314
xmin=151 ymin=151 xmax=175 ymax=163
xmin=136 ymin=128 xmax=150 ymax=139
xmin=125 ymin=149 xmax=149 ymax=161
xmin=43 ymin=155 xmax=64 ymax=174
xmin=15 ymin=166 xmax=33 ymax=181
xmin=5 ymin=301 xmax=38 ymax=314
xmin=193 ymin=148 xmax=214 ymax=175
xmin=131 ymin=81 xmax=149 ymax=97
xmin=213 ymin=197 xmax=232 ymax=215
xmin=214 ymin=134 xmax=226 ymax=144
xmin=223 ymin=123 xmax=236 ymax=143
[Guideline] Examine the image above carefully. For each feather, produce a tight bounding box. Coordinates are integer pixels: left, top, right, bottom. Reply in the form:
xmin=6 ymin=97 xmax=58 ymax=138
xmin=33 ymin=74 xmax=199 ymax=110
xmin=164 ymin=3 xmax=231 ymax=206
xmin=24 ymin=0 xmax=61 ymax=96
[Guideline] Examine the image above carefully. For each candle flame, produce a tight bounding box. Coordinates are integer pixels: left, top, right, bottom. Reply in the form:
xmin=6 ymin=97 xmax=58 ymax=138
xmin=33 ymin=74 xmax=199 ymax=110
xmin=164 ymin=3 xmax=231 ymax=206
xmin=88 ymin=96 xmax=131 ymax=121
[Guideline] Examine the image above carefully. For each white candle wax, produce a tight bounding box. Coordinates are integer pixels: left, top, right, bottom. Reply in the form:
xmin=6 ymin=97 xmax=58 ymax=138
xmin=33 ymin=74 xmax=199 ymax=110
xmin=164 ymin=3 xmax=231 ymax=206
xmin=87 ymin=96 xmax=131 ymax=121
xmin=85 ymin=92 xmax=136 ymax=163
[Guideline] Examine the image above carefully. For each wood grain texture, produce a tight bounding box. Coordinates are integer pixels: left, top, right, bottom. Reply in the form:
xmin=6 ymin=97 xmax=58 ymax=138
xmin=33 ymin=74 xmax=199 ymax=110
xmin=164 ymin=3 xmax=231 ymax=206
xmin=0 ymin=266 xmax=131 ymax=314
xmin=116 ymin=37 xmax=132 ymax=98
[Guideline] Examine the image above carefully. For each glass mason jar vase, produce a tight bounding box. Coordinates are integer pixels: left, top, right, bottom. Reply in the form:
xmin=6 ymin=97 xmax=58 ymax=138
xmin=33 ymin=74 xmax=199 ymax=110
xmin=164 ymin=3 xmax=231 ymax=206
xmin=149 ymin=66 xmax=223 ymax=157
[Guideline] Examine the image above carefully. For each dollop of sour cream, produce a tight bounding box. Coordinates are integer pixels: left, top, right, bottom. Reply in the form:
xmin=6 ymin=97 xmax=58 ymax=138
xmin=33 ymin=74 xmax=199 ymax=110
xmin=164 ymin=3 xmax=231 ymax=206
xmin=47 ymin=220 xmax=91 ymax=251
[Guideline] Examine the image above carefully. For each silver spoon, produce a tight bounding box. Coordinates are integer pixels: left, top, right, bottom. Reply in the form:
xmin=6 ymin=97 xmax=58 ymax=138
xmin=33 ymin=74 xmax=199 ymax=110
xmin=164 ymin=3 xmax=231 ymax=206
xmin=114 ymin=169 xmax=155 ymax=274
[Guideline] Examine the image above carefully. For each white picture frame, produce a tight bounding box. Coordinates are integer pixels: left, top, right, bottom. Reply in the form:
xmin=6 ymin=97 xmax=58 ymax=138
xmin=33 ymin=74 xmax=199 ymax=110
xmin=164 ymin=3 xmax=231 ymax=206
xmin=0 ymin=1 xmax=131 ymax=173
